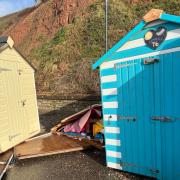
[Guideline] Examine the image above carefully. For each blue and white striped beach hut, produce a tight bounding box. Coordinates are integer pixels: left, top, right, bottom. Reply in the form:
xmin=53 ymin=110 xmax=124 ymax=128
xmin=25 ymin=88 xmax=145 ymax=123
xmin=92 ymin=9 xmax=180 ymax=179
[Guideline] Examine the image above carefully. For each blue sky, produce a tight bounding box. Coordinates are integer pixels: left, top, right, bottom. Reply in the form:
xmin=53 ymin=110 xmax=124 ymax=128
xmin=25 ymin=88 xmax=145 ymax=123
xmin=0 ymin=0 xmax=39 ymax=17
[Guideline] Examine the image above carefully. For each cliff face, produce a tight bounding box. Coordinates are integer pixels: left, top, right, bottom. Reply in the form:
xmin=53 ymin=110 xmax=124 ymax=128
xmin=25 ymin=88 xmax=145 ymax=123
xmin=3 ymin=0 xmax=96 ymax=56
xmin=1 ymin=0 xmax=179 ymax=96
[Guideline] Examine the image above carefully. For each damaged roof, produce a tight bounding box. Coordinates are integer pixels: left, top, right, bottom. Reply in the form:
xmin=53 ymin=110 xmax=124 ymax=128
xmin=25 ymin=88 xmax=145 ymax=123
xmin=0 ymin=36 xmax=36 ymax=71
xmin=0 ymin=36 xmax=8 ymax=50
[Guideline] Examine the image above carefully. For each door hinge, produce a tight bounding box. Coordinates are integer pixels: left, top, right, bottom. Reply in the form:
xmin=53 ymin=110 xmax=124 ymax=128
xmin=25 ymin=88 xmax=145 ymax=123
xmin=150 ymin=168 xmax=160 ymax=174
xmin=114 ymin=63 xmax=137 ymax=70
xmin=117 ymin=115 xmax=136 ymax=122
xmin=9 ymin=133 xmax=21 ymax=141
xmin=143 ymin=58 xmax=159 ymax=65
xmin=152 ymin=116 xmax=172 ymax=122
xmin=119 ymin=161 xmax=159 ymax=173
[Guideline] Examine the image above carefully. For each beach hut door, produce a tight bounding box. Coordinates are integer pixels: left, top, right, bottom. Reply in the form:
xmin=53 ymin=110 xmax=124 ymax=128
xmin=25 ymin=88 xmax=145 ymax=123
xmin=115 ymin=58 xmax=162 ymax=178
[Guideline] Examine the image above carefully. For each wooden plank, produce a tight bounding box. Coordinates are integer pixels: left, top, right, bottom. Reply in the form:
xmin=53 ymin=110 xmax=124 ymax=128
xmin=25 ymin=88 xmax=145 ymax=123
xmin=0 ymin=149 xmax=13 ymax=164
xmin=57 ymin=133 xmax=104 ymax=150
xmin=0 ymin=154 xmax=13 ymax=179
xmin=14 ymin=133 xmax=91 ymax=160
xmin=143 ymin=9 xmax=164 ymax=23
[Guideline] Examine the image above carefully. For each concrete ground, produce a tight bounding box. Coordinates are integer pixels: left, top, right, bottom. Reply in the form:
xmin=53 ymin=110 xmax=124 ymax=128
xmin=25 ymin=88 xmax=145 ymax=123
xmin=3 ymin=110 xmax=151 ymax=180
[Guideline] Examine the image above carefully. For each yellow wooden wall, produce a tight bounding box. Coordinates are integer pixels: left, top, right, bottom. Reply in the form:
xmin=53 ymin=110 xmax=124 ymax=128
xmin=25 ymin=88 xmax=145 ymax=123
xmin=0 ymin=47 xmax=40 ymax=153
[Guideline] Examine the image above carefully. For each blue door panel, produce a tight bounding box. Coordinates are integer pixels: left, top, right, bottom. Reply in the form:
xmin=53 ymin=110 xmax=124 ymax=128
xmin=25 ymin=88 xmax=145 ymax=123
xmin=116 ymin=58 xmax=161 ymax=178
xmin=114 ymin=51 xmax=180 ymax=179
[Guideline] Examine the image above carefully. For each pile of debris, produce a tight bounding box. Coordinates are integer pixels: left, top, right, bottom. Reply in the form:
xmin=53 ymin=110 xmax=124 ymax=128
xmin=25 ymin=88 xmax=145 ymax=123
xmin=0 ymin=104 xmax=104 ymax=178
xmin=52 ymin=104 xmax=104 ymax=149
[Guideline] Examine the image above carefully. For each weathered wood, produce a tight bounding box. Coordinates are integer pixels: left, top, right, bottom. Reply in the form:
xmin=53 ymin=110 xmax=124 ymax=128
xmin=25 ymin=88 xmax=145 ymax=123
xmin=0 ymin=149 xmax=13 ymax=164
xmin=0 ymin=154 xmax=13 ymax=179
xmin=143 ymin=9 xmax=164 ymax=23
xmin=14 ymin=133 xmax=91 ymax=160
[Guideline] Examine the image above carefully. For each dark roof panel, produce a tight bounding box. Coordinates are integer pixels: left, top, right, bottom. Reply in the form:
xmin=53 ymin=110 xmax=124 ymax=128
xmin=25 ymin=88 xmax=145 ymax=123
xmin=0 ymin=36 xmax=8 ymax=49
xmin=0 ymin=36 xmax=8 ymax=44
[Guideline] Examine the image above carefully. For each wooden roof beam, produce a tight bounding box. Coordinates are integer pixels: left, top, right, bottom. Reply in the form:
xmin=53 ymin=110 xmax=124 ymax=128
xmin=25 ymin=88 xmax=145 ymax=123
xmin=143 ymin=9 xmax=164 ymax=23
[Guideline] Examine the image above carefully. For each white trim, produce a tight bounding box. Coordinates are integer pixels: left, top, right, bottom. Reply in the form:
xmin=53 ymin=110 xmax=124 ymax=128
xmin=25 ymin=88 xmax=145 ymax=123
xmin=101 ymin=75 xmax=117 ymax=83
xmin=107 ymin=150 xmax=122 ymax=158
xmin=107 ymin=162 xmax=122 ymax=170
xmin=144 ymin=20 xmax=166 ymax=28
xmin=102 ymin=88 xmax=117 ymax=96
xmin=105 ymin=127 xmax=120 ymax=134
xmin=117 ymin=28 xmax=180 ymax=52
xmin=104 ymin=114 xmax=118 ymax=121
xmin=103 ymin=102 xmax=118 ymax=109
xmin=106 ymin=139 xmax=121 ymax=146
xmin=101 ymin=47 xmax=180 ymax=69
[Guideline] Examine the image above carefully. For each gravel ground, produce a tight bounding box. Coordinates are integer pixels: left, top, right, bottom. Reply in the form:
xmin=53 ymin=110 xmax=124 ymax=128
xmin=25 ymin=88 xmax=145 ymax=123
xmin=3 ymin=110 xmax=151 ymax=180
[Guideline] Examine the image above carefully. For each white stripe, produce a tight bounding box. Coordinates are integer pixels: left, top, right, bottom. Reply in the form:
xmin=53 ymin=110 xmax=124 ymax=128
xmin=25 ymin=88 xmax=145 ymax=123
xmin=102 ymin=88 xmax=117 ymax=96
xmin=144 ymin=20 xmax=166 ymax=28
xmin=107 ymin=150 xmax=122 ymax=158
xmin=103 ymin=102 xmax=118 ymax=109
xmin=101 ymin=75 xmax=117 ymax=83
xmin=107 ymin=162 xmax=122 ymax=170
xmin=101 ymin=47 xmax=180 ymax=69
xmin=106 ymin=139 xmax=121 ymax=146
xmin=117 ymin=28 xmax=180 ymax=52
xmin=104 ymin=114 xmax=118 ymax=121
xmin=105 ymin=127 xmax=120 ymax=134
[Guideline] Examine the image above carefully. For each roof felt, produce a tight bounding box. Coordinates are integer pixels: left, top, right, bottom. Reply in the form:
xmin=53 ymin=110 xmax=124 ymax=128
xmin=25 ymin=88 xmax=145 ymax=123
xmin=92 ymin=10 xmax=180 ymax=70
xmin=0 ymin=36 xmax=8 ymax=48
xmin=0 ymin=36 xmax=36 ymax=71
xmin=0 ymin=36 xmax=8 ymax=43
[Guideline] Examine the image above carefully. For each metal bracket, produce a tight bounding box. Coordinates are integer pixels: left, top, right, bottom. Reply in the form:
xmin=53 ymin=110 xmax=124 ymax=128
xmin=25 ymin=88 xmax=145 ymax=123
xmin=152 ymin=116 xmax=172 ymax=122
xmin=9 ymin=133 xmax=21 ymax=141
xmin=143 ymin=58 xmax=159 ymax=65
xmin=114 ymin=63 xmax=137 ymax=70
xmin=117 ymin=115 xmax=136 ymax=122
xmin=119 ymin=161 xmax=159 ymax=174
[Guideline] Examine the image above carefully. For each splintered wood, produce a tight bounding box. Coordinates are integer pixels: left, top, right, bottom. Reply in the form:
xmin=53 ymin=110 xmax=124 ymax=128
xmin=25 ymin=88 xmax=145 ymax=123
xmin=0 ymin=150 xmax=13 ymax=164
xmin=14 ymin=133 xmax=91 ymax=159
xmin=0 ymin=150 xmax=13 ymax=179
xmin=143 ymin=9 xmax=164 ymax=22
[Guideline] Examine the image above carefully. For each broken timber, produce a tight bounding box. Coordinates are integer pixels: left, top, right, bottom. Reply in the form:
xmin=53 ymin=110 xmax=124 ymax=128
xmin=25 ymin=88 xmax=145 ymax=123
xmin=51 ymin=104 xmax=102 ymax=133
xmin=14 ymin=133 xmax=91 ymax=160
xmin=0 ymin=150 xmax=13 ymax=179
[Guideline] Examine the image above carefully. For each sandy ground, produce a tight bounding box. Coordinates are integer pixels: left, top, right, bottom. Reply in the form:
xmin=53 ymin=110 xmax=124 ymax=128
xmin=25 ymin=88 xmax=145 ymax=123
xmin=3 ymin=110 xmax=151 ymax=180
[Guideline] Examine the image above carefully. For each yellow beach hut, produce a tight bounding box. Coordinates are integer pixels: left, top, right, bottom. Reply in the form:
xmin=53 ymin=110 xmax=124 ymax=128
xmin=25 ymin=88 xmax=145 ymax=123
xmin=0 ymin=36 xmax=40 ymax=153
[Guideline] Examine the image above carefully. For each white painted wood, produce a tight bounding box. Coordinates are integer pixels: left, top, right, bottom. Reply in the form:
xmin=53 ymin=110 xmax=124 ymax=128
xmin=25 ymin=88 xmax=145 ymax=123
xmin=145 ymin=20 xmax=166 ymax=28
xmin=103 ymin=102 xmax=118 ymax=109
xmin=107 ymin=162 xmax=122 ymax=170
xmin=101 ymin=75 xmax=117 ymax=83
xmin=107 ymin=150 xmax=122 ymax=158
xmin=104 ymin=114 xmax=118 ymax=121
xmin=102 ymin=88 xmax=117 ymax=96
xmin=106 ymin=139 xmax=121 ymax=146
xmin=117 ymin=28 xmax=180 ymax=52
xmin=105 ymin=127 xmax=120 ymax=134
xmin=101 ymin=47 xmax=180 ymax=69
